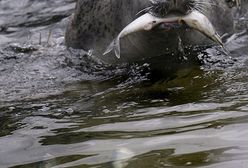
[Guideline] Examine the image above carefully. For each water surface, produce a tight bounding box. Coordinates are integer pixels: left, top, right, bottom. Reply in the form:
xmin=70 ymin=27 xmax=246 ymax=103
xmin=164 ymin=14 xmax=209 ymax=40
xmin=1 ymin=0 xmax=248 ymax=168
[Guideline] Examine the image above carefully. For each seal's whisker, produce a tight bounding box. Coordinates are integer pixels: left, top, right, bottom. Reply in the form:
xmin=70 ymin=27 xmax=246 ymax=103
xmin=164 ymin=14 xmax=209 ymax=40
xmin=192 ymin=4 xmax=208 ymax=14
xmin=195 ymin=1 xmax=225 ymax=10
xmin=136 ymin=6 xmax=153 ymax=16
xmin=197 ymin=3 xmax=224 ymax=13
xmin=195 ymin=0 xmax=225 ymax=14
xmin=187 ymin=0 xmax=209 ymax=14
xmin=195 ymin=2 xmax=211 ymax=9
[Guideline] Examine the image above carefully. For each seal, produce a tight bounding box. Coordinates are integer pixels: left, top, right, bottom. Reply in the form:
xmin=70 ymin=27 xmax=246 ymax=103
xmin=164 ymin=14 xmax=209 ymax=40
xmin=65 ymin=0 xmax=247 ymax=65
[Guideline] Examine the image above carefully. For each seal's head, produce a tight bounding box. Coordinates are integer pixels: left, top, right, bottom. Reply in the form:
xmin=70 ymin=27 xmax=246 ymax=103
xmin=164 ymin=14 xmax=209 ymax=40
xmin=103 ymin=0 xmax=227 ymax=63
xmin=138 ymin=0 xmax=224 ymax=38
xmin=65 ymin=0 xmax=244 ymax=65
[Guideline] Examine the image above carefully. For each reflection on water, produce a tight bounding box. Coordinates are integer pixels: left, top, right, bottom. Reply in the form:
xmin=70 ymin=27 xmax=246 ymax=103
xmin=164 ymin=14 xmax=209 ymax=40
xmin=1 ymin=0 xmax=248 ymax=168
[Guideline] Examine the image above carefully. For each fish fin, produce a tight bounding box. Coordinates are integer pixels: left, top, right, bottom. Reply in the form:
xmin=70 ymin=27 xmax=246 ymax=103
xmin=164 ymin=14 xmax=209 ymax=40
xmin=114 ymin=41 xmax=121 ymax=59
xmin=103 ymin=38 xmax=121 ymax=59
xmin=213 ymin=33 xmax=224 ymax=47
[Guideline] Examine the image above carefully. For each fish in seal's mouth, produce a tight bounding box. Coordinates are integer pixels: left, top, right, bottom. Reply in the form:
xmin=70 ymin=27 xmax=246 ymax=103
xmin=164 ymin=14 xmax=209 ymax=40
xmin=103 ymin=9 xmax=224 ymax=59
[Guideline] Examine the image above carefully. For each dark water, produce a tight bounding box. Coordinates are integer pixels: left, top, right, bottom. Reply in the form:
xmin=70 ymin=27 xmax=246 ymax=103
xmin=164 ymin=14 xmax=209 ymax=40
xmin=1 ymin=0 xmax=248 ymax=167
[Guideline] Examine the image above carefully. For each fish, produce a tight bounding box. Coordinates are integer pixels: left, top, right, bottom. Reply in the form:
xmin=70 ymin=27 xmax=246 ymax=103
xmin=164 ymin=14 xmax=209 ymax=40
xmin=104 ymin=11 xmax=224 ymax=58
xmin=181 ymin=10 xmax=224 ymax=47
xmin=103 ymin=13 xmax=180 ymax=58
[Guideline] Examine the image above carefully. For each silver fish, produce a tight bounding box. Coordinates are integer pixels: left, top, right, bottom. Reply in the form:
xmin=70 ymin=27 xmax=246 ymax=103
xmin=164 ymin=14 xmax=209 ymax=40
xmin=104 ymin=11 xmax=224 ymax=59
xmin=181 ymin=10 xmax=223 ymax=47
xmin=103 ymin=13 xmax=180 ymax=58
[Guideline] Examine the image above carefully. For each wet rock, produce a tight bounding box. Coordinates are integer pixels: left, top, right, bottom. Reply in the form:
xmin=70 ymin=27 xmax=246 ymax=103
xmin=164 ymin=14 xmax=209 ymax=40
xmin=6 ymin=43 xmax=38 ymax=53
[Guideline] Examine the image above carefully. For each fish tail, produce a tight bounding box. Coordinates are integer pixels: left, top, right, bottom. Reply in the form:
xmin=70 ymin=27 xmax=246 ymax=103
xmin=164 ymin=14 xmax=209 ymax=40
xmin=103 ymin=38 xmax=121 ymax=59
xmin=215 ymin=33 xmax=224 ymax=47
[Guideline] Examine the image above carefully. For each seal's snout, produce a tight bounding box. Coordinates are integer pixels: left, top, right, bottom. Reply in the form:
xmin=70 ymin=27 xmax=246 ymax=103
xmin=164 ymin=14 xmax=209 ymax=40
xmin=170 ymin=0 xmax=195 ymax=14
xmin=150 ymin=0 xmax=195 ymax=17
xmin=149 ymin=0 xmax=196 ymax=31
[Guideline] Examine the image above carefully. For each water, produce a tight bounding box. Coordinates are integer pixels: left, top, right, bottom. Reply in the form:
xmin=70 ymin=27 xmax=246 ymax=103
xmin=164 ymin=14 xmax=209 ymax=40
xmin=1 ymin=0 xmax=248 ymax=167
